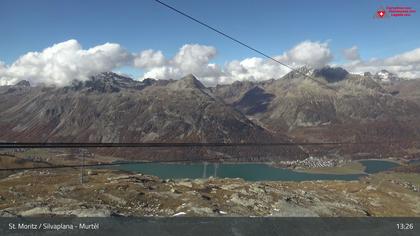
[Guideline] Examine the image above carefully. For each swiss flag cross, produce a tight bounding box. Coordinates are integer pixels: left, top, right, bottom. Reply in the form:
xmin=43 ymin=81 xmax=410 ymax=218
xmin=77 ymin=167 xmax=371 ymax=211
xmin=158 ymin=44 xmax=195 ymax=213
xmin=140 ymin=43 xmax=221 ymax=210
xmin=377 ymin=10 xmax=386 ymax=18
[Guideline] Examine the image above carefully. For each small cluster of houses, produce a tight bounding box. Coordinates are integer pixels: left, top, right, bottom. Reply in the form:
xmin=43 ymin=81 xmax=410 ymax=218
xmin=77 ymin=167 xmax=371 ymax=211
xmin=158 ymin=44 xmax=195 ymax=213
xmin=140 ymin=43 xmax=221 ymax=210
xmin=277 ymin=156 xmax=345 ymax=169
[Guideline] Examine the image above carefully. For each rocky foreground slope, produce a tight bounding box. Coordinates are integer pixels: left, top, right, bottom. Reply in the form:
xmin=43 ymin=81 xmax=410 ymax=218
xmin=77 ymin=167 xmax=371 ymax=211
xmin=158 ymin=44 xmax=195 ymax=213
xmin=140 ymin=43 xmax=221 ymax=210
xmin=0 ymin=169 xmax=419 ymax=217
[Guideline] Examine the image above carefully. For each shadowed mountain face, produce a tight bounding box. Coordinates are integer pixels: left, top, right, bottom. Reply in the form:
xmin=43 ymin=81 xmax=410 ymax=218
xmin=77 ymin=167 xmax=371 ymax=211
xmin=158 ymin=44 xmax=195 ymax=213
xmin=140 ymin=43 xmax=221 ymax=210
xmin=1 ymin=68 xmax=420 ymax=160
xmin=0 ymin=72 xmax=306 ymax=161
xmin=213 ymin=67 xmax=420 ymax=158
xmin=214 ymin=69 xmax=420 ymax=131
xmin=313 ymin=66 xmax=349 ymax=83
xmin=233 ymin=86 xmax=275 ymax=115
xmin=0 ymin=73 xmax=271 ymax=143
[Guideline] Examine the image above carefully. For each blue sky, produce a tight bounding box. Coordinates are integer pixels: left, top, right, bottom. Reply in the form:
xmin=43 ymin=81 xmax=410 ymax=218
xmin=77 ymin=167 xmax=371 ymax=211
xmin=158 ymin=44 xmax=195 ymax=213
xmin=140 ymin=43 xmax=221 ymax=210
xmin=1 ymin=0 xmax=420 ymax=84
xmin=1 ymin=0 xmax=419 ymax=62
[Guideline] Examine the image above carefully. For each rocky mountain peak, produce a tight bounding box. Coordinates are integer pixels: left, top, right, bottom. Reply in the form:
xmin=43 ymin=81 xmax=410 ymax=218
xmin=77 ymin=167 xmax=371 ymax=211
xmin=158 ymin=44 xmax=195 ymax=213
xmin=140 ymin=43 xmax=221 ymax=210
xmin=344 ymin=74 xmax=385 ymax=92
xmin=69 ymin=72 xmax=146 ymax=92
xmin=373 ymin=70 xmax=400 ymax=83
xmin=169 ymin=74 xmax=205 ymax=90
xmin=90 ymin=72 xmax=136 ymax=85
xmin=313 ymin=66 xmax=349 ymax=83
xmin=15 ymin=80 xmax=31 ymax=87
xmin=142 ymin=78 xmax=157 ymax=86
xmin=281 ymin=66 xmax=314 ymax=80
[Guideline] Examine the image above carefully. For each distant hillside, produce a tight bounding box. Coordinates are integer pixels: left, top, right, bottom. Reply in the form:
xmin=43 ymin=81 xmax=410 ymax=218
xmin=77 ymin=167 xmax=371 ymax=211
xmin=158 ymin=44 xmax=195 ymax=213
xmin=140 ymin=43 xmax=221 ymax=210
xmin=0 ymin=72 xmax=306 ymax=161
xmin=213 ymin=67 xmax=420 ymax=158
xmin=1 ymin=68 xmax=420 ymax=160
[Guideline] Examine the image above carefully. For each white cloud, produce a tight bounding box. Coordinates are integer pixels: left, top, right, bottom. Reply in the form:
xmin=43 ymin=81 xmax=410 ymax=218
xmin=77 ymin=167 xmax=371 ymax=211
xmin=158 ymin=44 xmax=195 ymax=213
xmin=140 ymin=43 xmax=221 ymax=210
xmin=173 ymin=44 xmax=216 ymax=72
xmin=222 ymin=58 xmax=290 ymax=83
xmin=385 ymin=48 xmax=420 ymax=65
xmin=0 ymin=40 xmax=334 ymax=86
xmin=136 ymin=40 xmax=332 ymax=85
xmin=343 ymin=46 xmax=360 ymax=61
xmin=0 ymin=62 xmax=7 ymax=86
xmin=143 ymin=66 xmax=183 ymax=80
xmin=136 ymin=44 xmax=223 ymax=85
xmin=133 ymin=49 xmax=166 ymax=68
xmin=277 ymin=40 xmax=333 ymax=68
xmin=2 ymin=39 xmax=419 ymax=87
xmin=343 ymin=47 xmax=420 ymax=78
xmin=0 ymin=39 xmax=132 ymax=86
xmin=217 ymin=40 xmax=332 ymax=84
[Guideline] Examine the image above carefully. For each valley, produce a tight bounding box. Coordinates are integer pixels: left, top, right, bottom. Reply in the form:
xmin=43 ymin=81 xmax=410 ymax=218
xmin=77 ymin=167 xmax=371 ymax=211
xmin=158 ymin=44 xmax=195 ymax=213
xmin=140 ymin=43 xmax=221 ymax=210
xmin=1 ymin=68 xmax=420 ymax=162
xmin=1 ymin=68 xmax=420 ymax=217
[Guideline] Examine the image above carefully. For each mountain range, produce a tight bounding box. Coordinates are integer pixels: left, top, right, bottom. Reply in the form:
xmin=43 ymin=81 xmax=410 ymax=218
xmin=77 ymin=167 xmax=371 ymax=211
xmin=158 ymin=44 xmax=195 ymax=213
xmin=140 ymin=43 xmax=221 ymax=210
xmin=1 ymin=67 xmax=420 ymax=161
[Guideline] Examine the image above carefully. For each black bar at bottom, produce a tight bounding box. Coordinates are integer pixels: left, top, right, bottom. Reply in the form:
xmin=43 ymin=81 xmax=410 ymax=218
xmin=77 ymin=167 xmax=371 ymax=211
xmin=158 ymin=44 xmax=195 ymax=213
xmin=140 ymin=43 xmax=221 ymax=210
xmin=0 ymin=217 xmax=419 ymax=236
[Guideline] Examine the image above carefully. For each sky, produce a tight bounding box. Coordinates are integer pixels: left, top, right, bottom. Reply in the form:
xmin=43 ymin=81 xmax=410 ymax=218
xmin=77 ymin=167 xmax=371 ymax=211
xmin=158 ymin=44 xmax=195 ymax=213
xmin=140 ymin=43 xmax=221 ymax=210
xmin=1 ymin=0 xmax=420 ymax=86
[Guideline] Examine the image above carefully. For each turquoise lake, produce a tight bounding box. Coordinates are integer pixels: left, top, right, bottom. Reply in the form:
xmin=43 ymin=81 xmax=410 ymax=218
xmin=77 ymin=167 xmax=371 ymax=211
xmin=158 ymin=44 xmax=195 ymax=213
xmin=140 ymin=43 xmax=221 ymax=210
xmin=358 ymin=160 xmax=400 ymax=174
xmin=112 ymin=159 xmax=401 ymax=181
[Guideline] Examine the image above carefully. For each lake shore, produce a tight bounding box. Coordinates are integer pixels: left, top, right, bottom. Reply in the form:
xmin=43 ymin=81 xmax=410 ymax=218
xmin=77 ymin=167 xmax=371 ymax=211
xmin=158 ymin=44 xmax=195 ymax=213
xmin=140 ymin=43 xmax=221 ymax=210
xmin=294 ymin=158 xmax=403 ymax=175
xmin=294 ymin=161 xmax=366 ymax=175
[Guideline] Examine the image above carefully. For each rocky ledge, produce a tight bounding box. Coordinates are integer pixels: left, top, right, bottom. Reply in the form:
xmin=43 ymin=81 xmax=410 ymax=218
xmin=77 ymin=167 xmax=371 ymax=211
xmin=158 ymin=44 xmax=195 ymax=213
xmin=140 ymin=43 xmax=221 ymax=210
xmin=0 ymin=169 xmax=419 ymax=217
